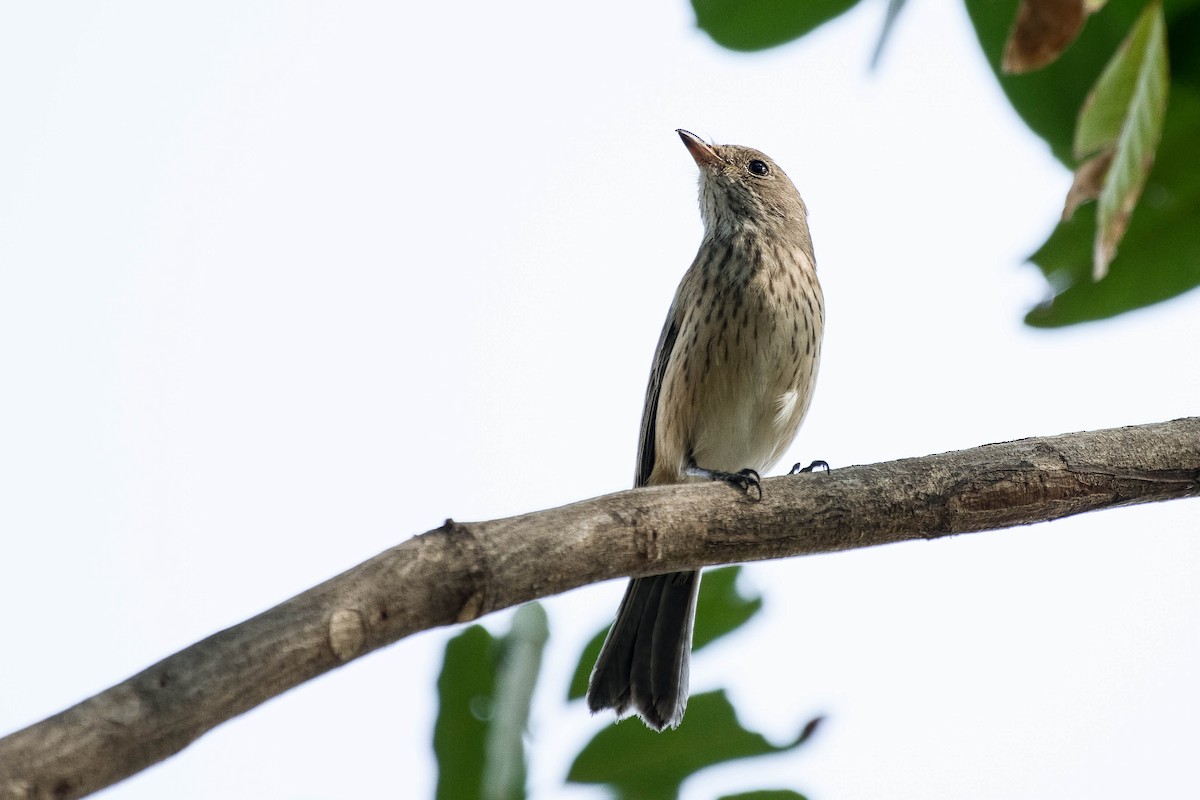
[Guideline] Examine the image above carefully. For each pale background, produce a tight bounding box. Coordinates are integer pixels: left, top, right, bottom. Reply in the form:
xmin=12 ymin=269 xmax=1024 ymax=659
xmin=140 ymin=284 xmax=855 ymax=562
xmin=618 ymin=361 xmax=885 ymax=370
xmin=1 ymin=1 xmax=1198 ymax=798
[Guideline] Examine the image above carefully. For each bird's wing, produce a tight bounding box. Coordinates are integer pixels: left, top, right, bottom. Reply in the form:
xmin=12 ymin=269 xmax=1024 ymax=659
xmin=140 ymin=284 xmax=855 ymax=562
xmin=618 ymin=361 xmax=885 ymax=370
xmin=634 ymin=306 xmax=681 ymax=488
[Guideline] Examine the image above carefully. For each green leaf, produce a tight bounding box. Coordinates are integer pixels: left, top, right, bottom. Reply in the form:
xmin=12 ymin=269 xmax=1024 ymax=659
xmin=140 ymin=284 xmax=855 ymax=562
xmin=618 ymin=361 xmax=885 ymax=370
xmin=434 ymin=625 xmax=501 ymax=800
xmin=1082 ymin=3 xmax=1170 ymax=278
xmin=566 ymin=566 xmax=763 ymax=701
xmin=691 ymin=0 xmax=861 ymax=52
xmin=567 ymin=690 xmax=821 ymax=800
xmin=1075 ymin=3 xmax=1168 ymax=158
xmin=1026 ymin=86 xmax=1200 ymax=325
xmin=483 ymin=604 xmax=549 ymax=800
xmin=434 ymin=605 xmax=550 ymax=800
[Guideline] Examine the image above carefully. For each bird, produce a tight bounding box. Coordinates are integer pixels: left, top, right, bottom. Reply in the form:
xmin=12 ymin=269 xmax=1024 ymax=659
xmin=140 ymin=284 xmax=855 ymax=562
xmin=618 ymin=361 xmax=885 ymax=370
xmin=586 ymin=129 xmax=825 ymax=730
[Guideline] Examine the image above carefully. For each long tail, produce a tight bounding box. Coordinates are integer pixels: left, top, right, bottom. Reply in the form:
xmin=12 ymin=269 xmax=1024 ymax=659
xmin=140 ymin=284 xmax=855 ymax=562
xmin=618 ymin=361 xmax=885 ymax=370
xmin=586 ymin=570 xmax=700 ymax=730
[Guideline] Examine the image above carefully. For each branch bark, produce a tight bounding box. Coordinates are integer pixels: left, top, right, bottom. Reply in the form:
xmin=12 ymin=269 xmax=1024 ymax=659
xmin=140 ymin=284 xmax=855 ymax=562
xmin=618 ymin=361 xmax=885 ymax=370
xmin=2 ymin=418 xmax=1198 ymax=798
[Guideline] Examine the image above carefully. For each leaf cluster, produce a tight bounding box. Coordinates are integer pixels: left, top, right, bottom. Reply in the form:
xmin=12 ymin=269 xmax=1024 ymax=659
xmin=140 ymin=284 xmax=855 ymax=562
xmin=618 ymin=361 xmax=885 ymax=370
xmin=433 ymin=567 xmax=821 ymax=800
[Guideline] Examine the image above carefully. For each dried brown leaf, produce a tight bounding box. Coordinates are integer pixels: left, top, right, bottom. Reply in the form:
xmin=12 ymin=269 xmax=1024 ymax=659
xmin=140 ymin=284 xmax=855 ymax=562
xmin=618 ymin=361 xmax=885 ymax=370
xmin=1061 ymin=148 xmax=1115 ymax=221
xmin=1002 ymin=0 xmax=1087 ymax=74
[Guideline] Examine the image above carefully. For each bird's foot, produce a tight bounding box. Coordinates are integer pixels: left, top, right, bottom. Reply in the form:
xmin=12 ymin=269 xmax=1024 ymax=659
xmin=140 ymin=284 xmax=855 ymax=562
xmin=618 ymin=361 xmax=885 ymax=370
xmin=685 ymin=464 xmax=762 ymax=501
xmin=789 ymin=460 xmax=830 ymax=475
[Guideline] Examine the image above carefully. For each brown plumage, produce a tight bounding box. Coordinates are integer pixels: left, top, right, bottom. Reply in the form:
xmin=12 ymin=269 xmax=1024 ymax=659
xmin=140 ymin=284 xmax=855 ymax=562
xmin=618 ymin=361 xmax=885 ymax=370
xmin=587 ymin=130 xmax=824 ymax=730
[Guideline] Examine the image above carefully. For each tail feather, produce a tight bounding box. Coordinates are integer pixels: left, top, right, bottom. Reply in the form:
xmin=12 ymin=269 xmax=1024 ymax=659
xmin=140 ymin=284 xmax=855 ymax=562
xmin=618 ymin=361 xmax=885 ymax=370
xmin=587 ymin=570 xmax=700 ymax=730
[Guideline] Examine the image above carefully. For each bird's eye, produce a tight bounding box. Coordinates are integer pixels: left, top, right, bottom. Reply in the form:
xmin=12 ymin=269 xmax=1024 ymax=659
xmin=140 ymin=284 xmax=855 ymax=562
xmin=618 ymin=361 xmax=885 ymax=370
xmin=748 ymin=160 xmax=770 ymax=176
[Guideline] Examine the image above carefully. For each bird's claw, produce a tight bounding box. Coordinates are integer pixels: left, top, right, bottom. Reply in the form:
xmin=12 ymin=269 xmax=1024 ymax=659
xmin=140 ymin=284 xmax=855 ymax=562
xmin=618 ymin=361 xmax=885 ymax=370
xmin=685 ymin=463 xmax=762 ymax=501
xmin=713 ymin=467 xmax=762 ymax=501
xmin=790 ymin=459 xmax=830 ymax=475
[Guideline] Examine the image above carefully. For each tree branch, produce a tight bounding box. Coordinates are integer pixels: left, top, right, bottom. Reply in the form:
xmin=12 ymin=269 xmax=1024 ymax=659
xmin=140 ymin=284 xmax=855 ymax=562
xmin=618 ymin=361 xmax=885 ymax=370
xmin=2 ymin=418 xmax=1198 ymax=798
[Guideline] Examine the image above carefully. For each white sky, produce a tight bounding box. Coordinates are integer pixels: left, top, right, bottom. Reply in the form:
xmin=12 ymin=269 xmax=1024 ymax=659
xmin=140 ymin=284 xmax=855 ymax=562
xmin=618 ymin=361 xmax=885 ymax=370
xmin=2 ymin=1 xmax=1198 ymax=799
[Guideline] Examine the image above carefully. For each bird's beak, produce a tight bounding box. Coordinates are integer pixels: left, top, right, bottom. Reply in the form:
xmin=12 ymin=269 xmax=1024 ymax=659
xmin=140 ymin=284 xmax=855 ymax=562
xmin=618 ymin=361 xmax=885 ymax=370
xmin=677 ymin=129 xmax=720 ymax=168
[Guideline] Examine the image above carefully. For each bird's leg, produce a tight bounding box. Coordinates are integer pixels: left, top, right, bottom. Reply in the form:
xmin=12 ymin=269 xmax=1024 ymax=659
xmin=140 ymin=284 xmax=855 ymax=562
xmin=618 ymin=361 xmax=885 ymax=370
xmin=790 ymin=460 xmax=830 ymax=475
xmin=685 ymin=459 xmax=762 ymax=501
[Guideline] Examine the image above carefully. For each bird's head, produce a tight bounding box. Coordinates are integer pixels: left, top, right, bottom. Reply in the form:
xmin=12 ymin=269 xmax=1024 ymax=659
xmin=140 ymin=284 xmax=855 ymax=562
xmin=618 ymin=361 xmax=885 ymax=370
xmin=677 ymin=129 xmax=809 ymax=242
